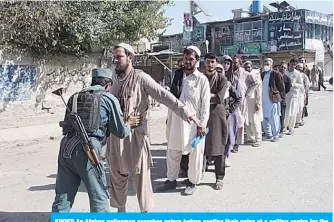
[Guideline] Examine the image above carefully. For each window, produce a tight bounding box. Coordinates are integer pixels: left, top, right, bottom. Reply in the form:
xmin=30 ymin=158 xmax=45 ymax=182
xmin=234 ymin=20 xmax=264 ymax=43
xmin=252 ymin=29 xmax=263 ymax=42
xmin=315 ymin=24 xmax=321 ymax=40
xmin=252 ymin=21 xmax=262 ymax=30
xmin=235 ymin=31 xmax=243 ymax=42
xmin=243 ymin=30 xmax=251 ymax=42
xmin=235 ymin=23 xmax=243 ymax=32
xmin=243 ymin=22 xmax=252 ymax=31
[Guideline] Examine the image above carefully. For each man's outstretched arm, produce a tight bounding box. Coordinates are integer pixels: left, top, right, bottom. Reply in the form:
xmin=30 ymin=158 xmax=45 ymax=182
xmin=141 ymin=72 xmax=200 ymax=125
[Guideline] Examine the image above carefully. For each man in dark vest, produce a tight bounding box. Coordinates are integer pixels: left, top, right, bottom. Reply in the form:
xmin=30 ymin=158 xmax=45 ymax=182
xmin=261 ymin=58 xmax=285 ymax=142
xmin=278 ymin=61 xmax=291 ymax=137
xmin=51 ymin=68 xmax=139 ymax=212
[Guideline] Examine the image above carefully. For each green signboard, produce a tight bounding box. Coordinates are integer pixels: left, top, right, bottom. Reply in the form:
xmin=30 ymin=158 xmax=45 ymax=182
xmin=221 ymin=44 xmax=241 ymax=55
xmin=220 ymin=42 xmax=269 ymax=56
xmin=243 ymin=42 xmax=269 ymax=54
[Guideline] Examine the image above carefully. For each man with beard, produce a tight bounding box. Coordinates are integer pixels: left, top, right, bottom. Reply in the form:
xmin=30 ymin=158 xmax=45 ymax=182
xmin=157 ymin=46 xmax=210 ymax=196
xmin=284 ymin=58 xmax=304 ymax=135
xmin=278 ymin=61 xmax=291 ymax=137
xmin=221 ymin=55 xmax=241 ymax=166
xmin=223 ymin=55 xmax=240 ymax=154
xmin=106 ymin=43 xmax=201 ymax=212
xmin=296 ymin=63 xmax=310 ymax=127
xmin=261 ymin=58 xmax=285 ymax=142
xmin=202 ymin=53 xmax=229 ymax=190
xmin=233 ymin=56 xmax=259 ymax=149
xmin=244 ymin=61 xmax=263 ymax=147
xmin=51 ymin=69 xmax=139 ymax=213
xmin=299 ymin=57 xmax=311 ymax=81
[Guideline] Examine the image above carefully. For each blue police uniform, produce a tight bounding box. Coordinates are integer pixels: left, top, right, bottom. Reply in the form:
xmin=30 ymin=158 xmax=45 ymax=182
xmin=51 ymin=69 xmax=131 ymax=212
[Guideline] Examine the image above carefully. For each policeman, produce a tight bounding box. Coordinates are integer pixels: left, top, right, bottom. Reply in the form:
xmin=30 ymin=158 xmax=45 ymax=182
xmin=51 ymin=68 xmax=139 ymax=212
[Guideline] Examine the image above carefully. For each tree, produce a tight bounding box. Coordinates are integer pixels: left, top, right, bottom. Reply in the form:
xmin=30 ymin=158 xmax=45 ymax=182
xmin=0 ymin=1 xmax=173 ymax=57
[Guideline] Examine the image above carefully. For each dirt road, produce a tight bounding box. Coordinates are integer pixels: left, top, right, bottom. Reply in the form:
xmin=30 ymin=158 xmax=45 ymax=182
xmin=0 ymin=88 xmax=332 ymax=222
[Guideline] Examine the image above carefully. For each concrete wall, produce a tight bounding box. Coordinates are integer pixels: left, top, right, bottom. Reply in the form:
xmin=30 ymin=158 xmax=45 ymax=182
xmin=324 ymin=53 xmax=333 ymax=77
xmin=0 ymin=50 xmax=102 ymax=118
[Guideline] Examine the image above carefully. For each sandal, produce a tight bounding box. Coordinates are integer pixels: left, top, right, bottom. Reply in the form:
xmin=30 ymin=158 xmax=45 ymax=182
xmin=252 ymin=142 xmax=260 ymax=147
xmin=215 ymin=180 xmax=224 ymax=190
xmin=231 ymin=145 xmax=239 ymax=153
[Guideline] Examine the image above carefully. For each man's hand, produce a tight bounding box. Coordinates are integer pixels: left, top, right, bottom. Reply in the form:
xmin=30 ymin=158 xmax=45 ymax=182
xmin=188 ymin=114 xmax=202 ymax=127
xmin=255 ymin=103 xmax=260 ymax=112
xmin=126 ymin=115 xmax=142 ymax=128
xmin=197 ymin=127 xmax=206 ymax=137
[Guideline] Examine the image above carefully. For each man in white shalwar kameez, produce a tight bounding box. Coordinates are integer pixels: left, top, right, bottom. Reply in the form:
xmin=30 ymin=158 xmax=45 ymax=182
xmin=244 ymin=61 xmax=263 ymax=147
xmin=284 ymin=58 xmax=304 ymax=135
xmin=106 ymin=43 xmax=201 ymax=213
xmin=232 ymin=56 xmax=259 ymax=149
xmin=296 ymin=63 xmax=310 ymax=127
xmin=157 ymin=46 xmax=210 ymax=196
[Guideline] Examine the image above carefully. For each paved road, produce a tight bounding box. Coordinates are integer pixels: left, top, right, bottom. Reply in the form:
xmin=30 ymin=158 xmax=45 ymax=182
xmin=0 ymin=89 xmax=332 ymax=221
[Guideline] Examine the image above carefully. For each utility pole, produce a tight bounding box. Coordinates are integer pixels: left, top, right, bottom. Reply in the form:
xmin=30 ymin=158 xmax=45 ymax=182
xmin=187 ymin=0 xmax=212 ymax=54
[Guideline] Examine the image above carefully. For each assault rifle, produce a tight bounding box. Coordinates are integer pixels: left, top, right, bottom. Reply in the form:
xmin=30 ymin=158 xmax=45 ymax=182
xmin=52 ymin=88 xmax=110 ymax=199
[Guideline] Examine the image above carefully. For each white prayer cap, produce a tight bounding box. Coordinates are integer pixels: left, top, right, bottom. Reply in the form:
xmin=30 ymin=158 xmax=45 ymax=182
xmin=116 ymin=43 xmax=135 ymax=55
xmin=244 ymin=60 xmax=252 ymax=66
xmin=186 ymin=45 xmax=201 ymax=57
xmin=264 ymin=58 xmax=273 ymax=64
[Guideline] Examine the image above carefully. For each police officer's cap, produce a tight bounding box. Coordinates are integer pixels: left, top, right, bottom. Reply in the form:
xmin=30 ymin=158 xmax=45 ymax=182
xmin=92 ymin=68 xmax=113 ymax=80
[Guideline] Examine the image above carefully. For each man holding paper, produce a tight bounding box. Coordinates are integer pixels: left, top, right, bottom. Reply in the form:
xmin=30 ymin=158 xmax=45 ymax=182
xmin=157 ymin=46 xmax=211 ymax=195
xmin=106 ymin=43 xmax=201 ymax=212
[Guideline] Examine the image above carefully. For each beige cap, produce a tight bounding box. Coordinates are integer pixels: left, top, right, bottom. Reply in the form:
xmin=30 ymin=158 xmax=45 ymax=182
xmin=116 ymin=43 xmax=135 ymax=55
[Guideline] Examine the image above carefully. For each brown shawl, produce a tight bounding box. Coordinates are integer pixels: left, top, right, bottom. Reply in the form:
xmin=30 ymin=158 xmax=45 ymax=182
xmin=118 ymin=69 xmax=140 ymax=120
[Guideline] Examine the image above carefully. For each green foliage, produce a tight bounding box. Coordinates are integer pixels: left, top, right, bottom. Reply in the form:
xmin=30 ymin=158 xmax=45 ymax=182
xmin=0 ymin=1 xmax=173 ymax=57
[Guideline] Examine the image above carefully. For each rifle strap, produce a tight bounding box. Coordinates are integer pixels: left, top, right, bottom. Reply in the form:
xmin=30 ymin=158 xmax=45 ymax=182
xmin=72 ymin=94 xmax=78 ymax=112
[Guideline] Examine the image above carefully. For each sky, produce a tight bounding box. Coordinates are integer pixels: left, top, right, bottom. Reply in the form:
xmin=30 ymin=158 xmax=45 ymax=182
xmin=163 ymin=0 xmax=334 ymax=35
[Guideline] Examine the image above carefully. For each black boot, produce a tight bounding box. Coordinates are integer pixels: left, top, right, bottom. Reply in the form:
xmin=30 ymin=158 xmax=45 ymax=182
xmin=156 ymin=180 xmax=177 ymax=192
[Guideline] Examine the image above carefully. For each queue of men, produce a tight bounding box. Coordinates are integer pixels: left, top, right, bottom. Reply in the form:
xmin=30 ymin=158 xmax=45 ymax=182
xmin=50 ymin=43 xmax=318 ymax=214
xmin=158 ymin=50 xmax=315 ymax=196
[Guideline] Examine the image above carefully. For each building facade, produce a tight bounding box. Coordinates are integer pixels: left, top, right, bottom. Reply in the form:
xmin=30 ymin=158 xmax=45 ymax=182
xmin=159 ymin=8 xmax=333 ymax=74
